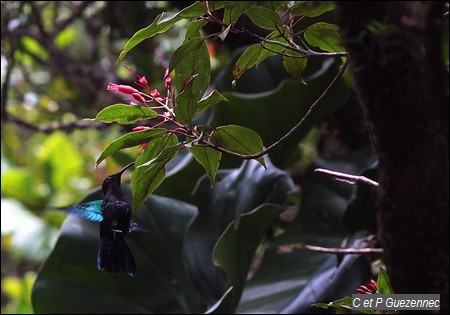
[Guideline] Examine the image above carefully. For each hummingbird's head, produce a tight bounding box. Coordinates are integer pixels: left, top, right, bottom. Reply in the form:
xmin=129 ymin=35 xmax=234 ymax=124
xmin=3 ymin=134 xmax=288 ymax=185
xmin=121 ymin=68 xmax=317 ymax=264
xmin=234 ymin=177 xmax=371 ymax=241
xmin=101 ymin=162 xmax=135 ymax=195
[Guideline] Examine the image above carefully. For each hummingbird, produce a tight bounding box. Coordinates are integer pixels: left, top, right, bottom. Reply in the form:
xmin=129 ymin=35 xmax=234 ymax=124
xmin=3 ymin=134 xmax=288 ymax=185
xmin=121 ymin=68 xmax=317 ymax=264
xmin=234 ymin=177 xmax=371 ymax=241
xmin=63 ymin=162 xmax=137 ymax=276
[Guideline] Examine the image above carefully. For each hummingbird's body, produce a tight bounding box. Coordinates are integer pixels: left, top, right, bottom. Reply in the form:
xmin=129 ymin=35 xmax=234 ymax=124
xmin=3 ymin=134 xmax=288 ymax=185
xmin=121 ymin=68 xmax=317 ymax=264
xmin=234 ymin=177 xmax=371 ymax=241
xmin=63 ymin=162 xmax=136 ymax=276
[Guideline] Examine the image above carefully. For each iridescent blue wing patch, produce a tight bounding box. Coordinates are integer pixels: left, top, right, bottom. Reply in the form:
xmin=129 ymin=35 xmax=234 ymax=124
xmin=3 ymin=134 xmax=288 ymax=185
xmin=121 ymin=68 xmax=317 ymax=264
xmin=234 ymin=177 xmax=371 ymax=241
xmin=64 ymin=200 xmax=104 ymax=222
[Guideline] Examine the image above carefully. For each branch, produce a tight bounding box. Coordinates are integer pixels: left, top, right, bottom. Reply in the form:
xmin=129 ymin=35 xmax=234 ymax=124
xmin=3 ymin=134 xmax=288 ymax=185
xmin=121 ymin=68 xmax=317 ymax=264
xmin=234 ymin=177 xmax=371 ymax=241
xmin=51 ymin=1 xmax=92 ymax=36
xmin=207 ymin=61 xmax=348 ymax=159
xmin=314 ymin=168 xmax=379 ymax=187
xmin=5 ymin=114 xmax=107 ymax=134
xmin=305 ymin=244 xmax=384 ymax=254
xmin=242 ymin=28 xmax=347 ymax=58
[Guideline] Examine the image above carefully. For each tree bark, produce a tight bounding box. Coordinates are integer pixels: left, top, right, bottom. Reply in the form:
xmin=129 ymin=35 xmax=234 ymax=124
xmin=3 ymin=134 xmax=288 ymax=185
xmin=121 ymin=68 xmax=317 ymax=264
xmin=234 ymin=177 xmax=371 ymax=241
xmin=335 ymin=2 xmax=448 ymax=312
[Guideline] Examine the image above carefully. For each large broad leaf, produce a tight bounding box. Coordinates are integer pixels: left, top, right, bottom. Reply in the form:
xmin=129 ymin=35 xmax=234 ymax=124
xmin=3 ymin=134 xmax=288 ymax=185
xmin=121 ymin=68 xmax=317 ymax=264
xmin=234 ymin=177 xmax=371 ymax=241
xmin=236 ymin=146 xmax=378 ymax=313
xmin=184 ymin=158 xmax=295 ymax=305
xmin=32 ymin=187 xmax=204 ymax=314
xmin=214 ymin=58 xmax=349 ymax=168
xmin=211 ymin=204 xmax=287 ymax=313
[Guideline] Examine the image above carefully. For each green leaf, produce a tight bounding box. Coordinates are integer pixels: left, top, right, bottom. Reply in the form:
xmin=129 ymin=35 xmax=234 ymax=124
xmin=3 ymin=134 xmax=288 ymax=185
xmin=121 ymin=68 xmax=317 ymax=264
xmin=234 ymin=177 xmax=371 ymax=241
xmin=169 ymin=37 xmax=205 ymax=74
xmin=232 ymin=44 xmax=262 ymax=80
xmin=84 ymin=104 xmax=157 ymax=125
xmin=257 ymin=30 xmax=287 ymax=64
xmin=213 ymin=204 xmax=286 ymax=313
xmin=32 ymin=188 xmax=203 ymax=314
xmin=282 ymin=51 xmax=307 ymax=83
xmin=96 ymin=128 xmax=166 ymax=166
xmin=311 ymin=296 xmax=353 ymax=310
xmin=131 ymin=134 xmax=179 ymax=212
xmin=196 ymin=90 xmax=229 ymax=114
xmin=184 ymin=19 xmax=208 ymax=41
xmin=304 ymin=22 xmax=344 ymax=53
xmin=290 ymin=1 xmax=335 ymax=17
xmin=212 ymin=125 xmax=265 ymax=167
xmin=236 ymin=147 xmax=377 ymax=313
xmin=246 ymin=6 xmax=278 ymax=30
xmin=117 ymin=2 xmax=211 ymax=62
xmin=377 ymin=267 xmax=394 ymax=294
xmin=223 ymin=1 xmax=255 ymax=26
xmin=174 ymin=77 xmax=199 ymax=124
xmin=185 ymin=158 xmax=295 ymax=307
xmin=187 ymin=144 xmax=221 ymax=185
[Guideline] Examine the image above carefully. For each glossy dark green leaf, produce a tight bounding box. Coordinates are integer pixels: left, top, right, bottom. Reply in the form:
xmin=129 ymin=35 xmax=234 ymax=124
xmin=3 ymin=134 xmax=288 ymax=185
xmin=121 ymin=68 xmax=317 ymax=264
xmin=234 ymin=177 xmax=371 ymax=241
xmin=246 ymin=6 xmax=278 ymax=30
xmin=282 ymin=52 xmax=307 ymax=83
xmin=195 ymin=90 xmax=228 ymax=114
xmin=131 ymin=134 xmax=179 ymax=212
xmin=96 ymin=128 xmax=166 ymax=166
xmin=290 ymin=1 xmax=335 ymax=17
xmin=84 ymin=104 xmax=157 ymax=125
xmin=117 ymin=2 xmax=210 ymax=62
xmin=212 ymin=125 xmax=265 ymax=167
xmin=232 ymin=44 xmax=262 ymax=81
xmin=32 ymin=188 xmax=204 ymax=314
xmin=187 ymin=145 xmax=221 ymax=185
xmin=223 ymin=1 xmax=255 ymax=26
xmin=212 ymin=204 xmax=286 ymax=313
xmin=185 ymin=158 xmax=295 ymax=306
xmin=236 ymin=147 xmax=377 ymax=313
xmin=304 ymin=22 xmax=344 ymax=53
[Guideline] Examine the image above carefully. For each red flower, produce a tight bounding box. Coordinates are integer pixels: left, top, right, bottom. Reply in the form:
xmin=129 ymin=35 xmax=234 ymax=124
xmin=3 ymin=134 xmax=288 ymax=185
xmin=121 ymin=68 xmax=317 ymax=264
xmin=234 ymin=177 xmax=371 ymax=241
xmin=356 ymin=279 xmax=377 ymax=294
xmin=107 ymin=83 xmax=139 ymax=94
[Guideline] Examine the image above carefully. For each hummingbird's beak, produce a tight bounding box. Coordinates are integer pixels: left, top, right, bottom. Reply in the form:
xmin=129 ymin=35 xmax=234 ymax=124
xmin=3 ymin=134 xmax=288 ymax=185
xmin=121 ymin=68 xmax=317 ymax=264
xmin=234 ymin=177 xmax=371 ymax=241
xmin=117 ymin=162 xmax=135 ymax=177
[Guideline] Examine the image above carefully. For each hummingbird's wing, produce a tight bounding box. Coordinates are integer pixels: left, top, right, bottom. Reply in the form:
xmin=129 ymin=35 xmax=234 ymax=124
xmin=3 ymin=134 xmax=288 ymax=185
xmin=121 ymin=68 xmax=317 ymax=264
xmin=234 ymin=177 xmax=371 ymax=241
xmin=63 ymin=200 xmax=104 ymax=222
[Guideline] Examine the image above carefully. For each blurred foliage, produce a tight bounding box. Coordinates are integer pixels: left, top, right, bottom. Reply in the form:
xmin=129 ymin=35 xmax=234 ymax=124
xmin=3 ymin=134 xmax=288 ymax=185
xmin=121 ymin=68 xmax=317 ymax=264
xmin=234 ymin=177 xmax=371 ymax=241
xmin=0 ymin=1 xmax=384 ymax=314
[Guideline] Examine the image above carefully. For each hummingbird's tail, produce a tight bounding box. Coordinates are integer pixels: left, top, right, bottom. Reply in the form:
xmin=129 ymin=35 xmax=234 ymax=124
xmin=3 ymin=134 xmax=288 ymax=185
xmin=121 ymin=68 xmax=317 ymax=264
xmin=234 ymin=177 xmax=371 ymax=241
xmin=97 ymin=236 xmax=136 ymax=276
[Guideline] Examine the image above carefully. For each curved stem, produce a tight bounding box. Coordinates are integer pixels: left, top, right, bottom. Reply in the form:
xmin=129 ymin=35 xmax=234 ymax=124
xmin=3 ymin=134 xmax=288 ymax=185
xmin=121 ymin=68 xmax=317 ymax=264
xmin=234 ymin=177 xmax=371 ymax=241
xmin=208 ymin=61 xmax=348 ymax=159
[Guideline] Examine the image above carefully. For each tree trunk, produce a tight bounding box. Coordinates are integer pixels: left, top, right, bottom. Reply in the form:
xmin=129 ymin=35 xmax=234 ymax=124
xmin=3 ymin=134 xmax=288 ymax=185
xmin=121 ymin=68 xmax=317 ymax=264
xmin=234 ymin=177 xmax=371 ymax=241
xmin=335 ymin=2 xmax=448 ymax=313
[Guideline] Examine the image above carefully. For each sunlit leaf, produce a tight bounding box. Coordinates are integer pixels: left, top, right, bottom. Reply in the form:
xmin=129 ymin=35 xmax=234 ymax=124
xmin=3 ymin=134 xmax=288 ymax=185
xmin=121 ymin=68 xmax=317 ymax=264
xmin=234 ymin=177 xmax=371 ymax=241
xmin=377 ymin=267 xmax=394 ymax=294
xmin=117 ymin=2 xmax=212 ymax=62
xmin=84 ymin=104 xmax=158 ymax=125
xmin=96 ymin=129 xmax=166 ymax=166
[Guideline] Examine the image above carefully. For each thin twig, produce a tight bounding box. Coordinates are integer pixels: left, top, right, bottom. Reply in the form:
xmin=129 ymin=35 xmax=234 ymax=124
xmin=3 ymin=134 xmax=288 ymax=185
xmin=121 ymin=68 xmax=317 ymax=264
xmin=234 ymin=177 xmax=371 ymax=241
xmin=261 ymin=42 xmax=308 ymax=58
xmin=305 ymin=245 xmax=384 ymax=254
xmin=206 ymin=61 xmax=348 ymax=159
xmin=314 ymin=168 xmax=379 ymax=187
xmin=243 ymin=28 xmax=347 ymax=57
xmin=51 ymin=1 xmax=92 ymax=36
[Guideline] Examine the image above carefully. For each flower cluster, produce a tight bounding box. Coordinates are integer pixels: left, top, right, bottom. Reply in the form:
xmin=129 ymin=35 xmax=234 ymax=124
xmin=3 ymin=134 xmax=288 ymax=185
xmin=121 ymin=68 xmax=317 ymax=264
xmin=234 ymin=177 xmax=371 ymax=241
xmin=355 ymin=279 xmax=377 ymax=294
xmin=107 ymin=66 xmax=171 ymax=107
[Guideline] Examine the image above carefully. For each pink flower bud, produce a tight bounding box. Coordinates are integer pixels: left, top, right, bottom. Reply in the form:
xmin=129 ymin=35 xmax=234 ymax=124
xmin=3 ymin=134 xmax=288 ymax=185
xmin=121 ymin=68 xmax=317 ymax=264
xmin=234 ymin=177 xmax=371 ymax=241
xmin=164 ymin=74 xmax=172 ymax=90
xmin=151 ymin=89 xmax=161 ymax=98
xmin=139 ymin=143 xmax=149 ymax=151
xmin=132 ymin=93 xmax=146 ymax=103
xmin=132 ymin=126 xmax=151 ymax=131
xmin=139 ymin=76 xmax=148 ymax=86
xmin=355 ymin=288 xmax=366 ymax=294
xmin=107 ymin=83 xmax=139 ymax=94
